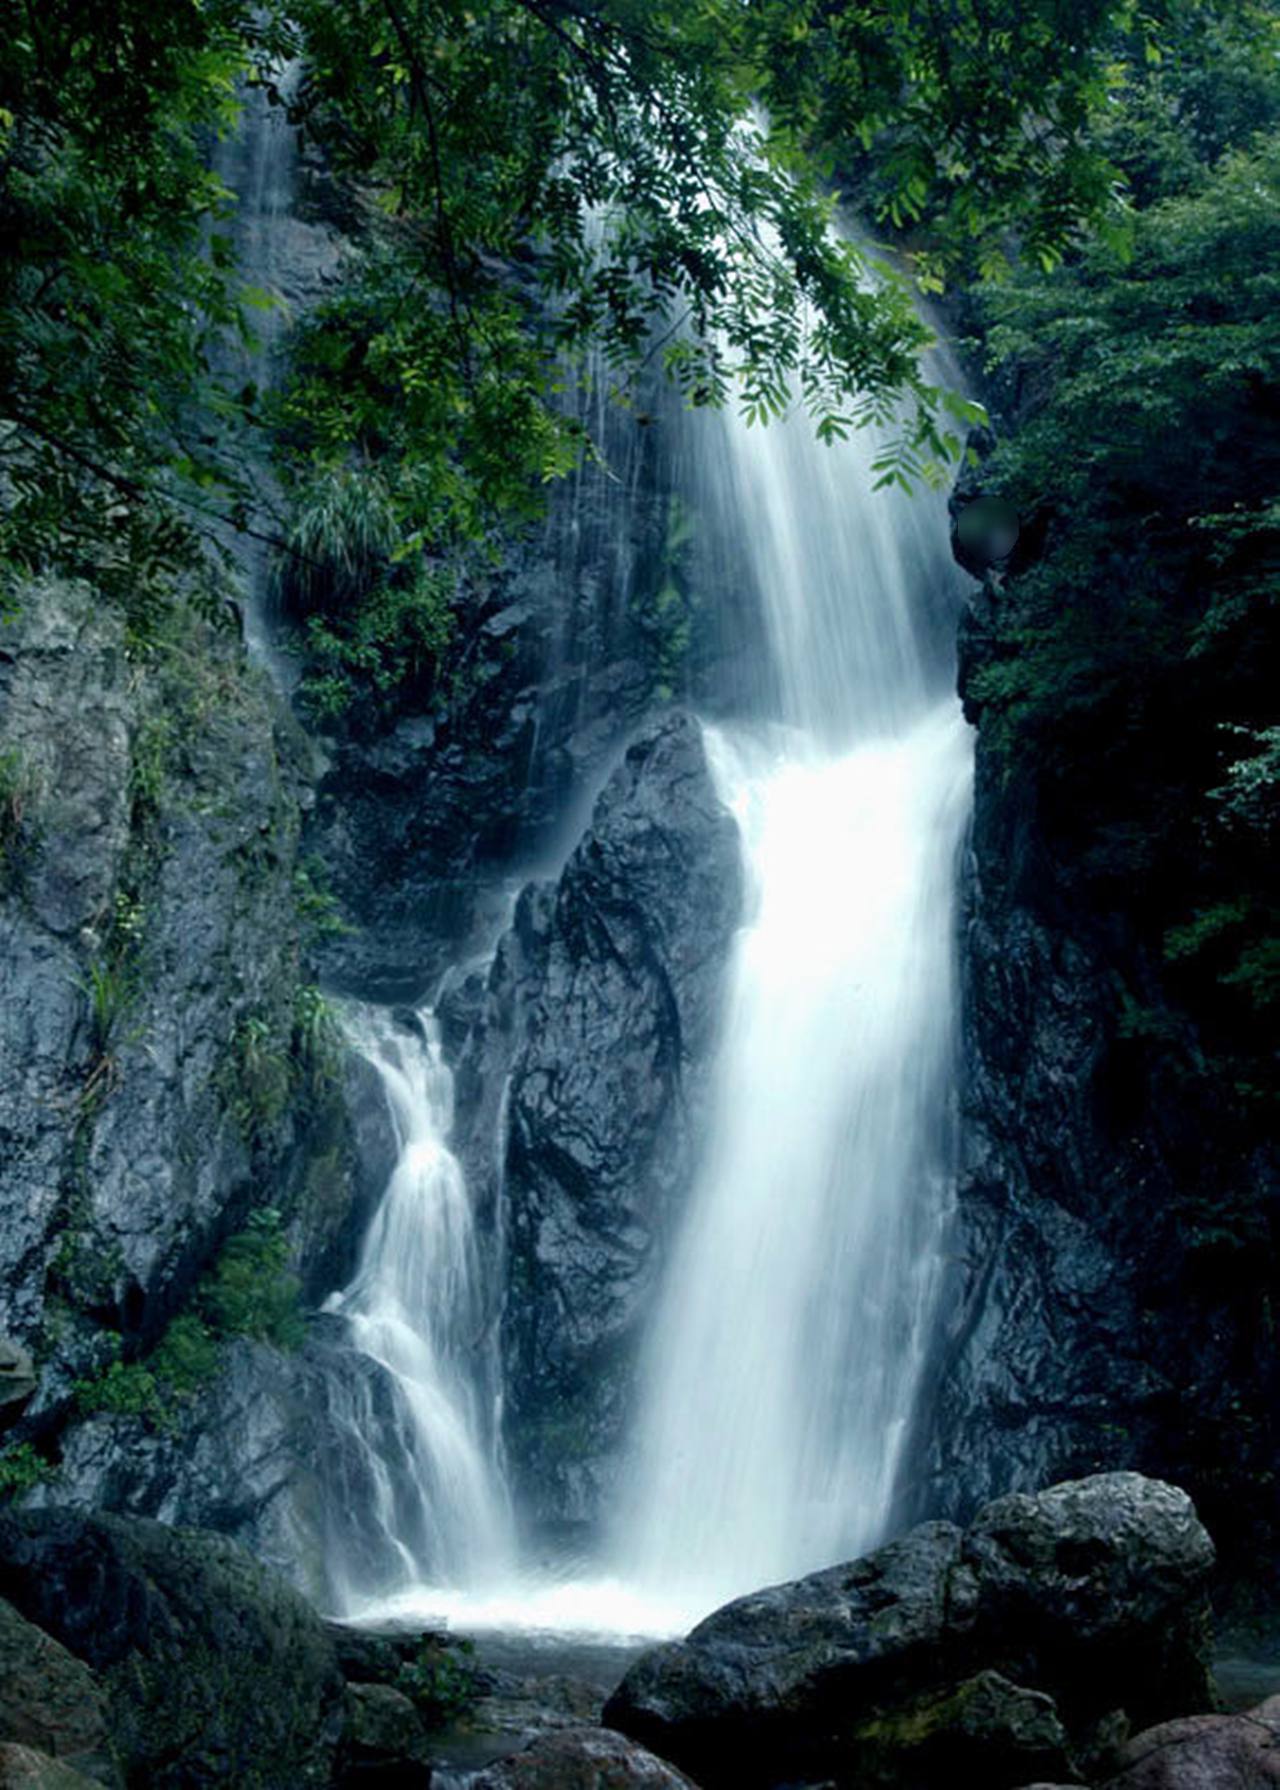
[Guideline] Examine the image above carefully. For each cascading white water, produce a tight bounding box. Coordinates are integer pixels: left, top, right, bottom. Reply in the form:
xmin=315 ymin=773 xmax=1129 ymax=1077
xmin=324 ymin=1007 xmax=515 ymax=1616
xmin=613 ymin=391 xmax=974 ymax=1621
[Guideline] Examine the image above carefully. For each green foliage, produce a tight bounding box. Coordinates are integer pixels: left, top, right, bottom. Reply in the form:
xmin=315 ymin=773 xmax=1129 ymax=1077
xmin=963 ymin=37 xmax=1280 ymax=1105
xmin=0 ymin=1442 xmax=53 ymax=1501
xmin=73 ymin=1314 xmax=220 ymax=1431
xmin=2 ymin=0 xmax=1164 ymax=605
xmin=293 ymin=858 xmax=353 ymax=942
xmin=129 ymin=712 xmax=176 ymax=823
xmin=277 ymin=465 xmax=399 ymax=618
xmin=203 ymin=1209 xmax=305 ymax=1349
xmin=395 ymin=1638 xmax=479 ymax=1730
xmin=225 ymin=1011 xmax=294 ymax=1139
xmin=72 ymin=1214 xmax=303 ymax=1431
xmin=292 ymin=984 xmax=343 ymax=1093
xmin=298 ymin=562 xmax=457 ymax=724
xmin=224 ymin=985 xmax=342 ymax=1139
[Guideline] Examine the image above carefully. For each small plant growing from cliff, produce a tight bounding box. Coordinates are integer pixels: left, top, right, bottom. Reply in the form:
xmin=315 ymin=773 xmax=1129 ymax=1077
xmin=72 ymin=1315 xmax=219 ymax=1433
xmin=226 ymin=1012 xmax=293 ymax=1140
xmin=395 ymin=1639 xmax=479 ymax=1731
xmin=293 ymin=984 xmax=342 ymax=1096
xmin=0 ymin=1442 xmax=53 ymax=1501
xmin=203 ymin=1210 xmax=305 ymax=1350
xmin=128 ymin=711 xmax=175 ymax=824
xmin=293 ymin=858 xmax=353 ymax=943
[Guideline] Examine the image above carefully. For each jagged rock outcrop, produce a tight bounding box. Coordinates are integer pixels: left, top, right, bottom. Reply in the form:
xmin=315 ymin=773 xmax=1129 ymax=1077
xmin=605 ymin=1473 xmax=1215 ymax=1790
xmin=446 ymin=710 xmax=743 ymax=1538
xmin=0 ymin=1510 xmax=347 ymax=1788
xmin=0 ymin=1748 xmax=104 ymax=1790
xmin=1 ymin=583 xmax=308 ymax=1346
xmin=0 ymin=579 xmax=392 ymax=1573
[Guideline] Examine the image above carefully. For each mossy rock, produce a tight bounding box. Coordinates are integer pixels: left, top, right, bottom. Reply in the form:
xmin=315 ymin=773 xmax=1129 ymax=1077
xmin=0 ymin=1511 xmax=345 ymax=1788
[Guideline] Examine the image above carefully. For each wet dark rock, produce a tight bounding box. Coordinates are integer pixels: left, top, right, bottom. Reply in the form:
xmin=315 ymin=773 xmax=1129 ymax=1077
xmin=0 ymin=1599 xmax=117 ymax=1787
xmin=452 ymin=711 xmax=743 ymax=1536
xmin=337 ymin=1681 xmax=434 ymax=1787
xmin=960 ymin=1476 xmax=1215 ymax=1733
xmin=849 ymin=1670 xmax=1077 ymax=1789
xmin=0 ymin=1510 xmax=346 ymax=1788
xmin=467 ymin=1727 xmax=700 ymax=1789
xmin=927 ymin=524 xmax=1280 ymax=1595
xmin=605 ymin=1473 xmax=1213 ymax=1790
xmin=33 ymin=1323 xmax=427 ymax=1606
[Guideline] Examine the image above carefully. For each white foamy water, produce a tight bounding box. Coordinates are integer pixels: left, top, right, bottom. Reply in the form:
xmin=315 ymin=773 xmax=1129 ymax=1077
xmin=608 ymin=373 xmax=975 ymax=1615
xmin=324 ymin=1008 xmax=516 ymax=1614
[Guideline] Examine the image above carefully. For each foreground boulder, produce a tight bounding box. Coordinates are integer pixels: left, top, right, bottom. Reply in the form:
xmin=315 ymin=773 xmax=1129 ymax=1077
xmin=1100 ymin=1694 xmax=1280 ymax=1789
xmin=0 ymin=1749 xmax=103 ymax=1790
xmin=605 ymin=1473 xmax=1214 ymax=1790
xmin=0 ymin=1602 xmax=117 ymax=1787
xmin=468 ymin=1728 xmax=700 ymax=1787
xmin=0 ymin=1510 xmax=346 ymax=1788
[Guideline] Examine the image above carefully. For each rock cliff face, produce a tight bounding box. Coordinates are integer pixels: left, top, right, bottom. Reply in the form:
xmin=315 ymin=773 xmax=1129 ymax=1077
xmin=0 ymin=580 xmax=384 ymax=1570
xmin=304 ymin=379 xmax=767 ymax=1003
xmin=921 ymin=534 xmax=1280 ymax=1595
xmin=447 ymin=711 xmax=743 ymax=1539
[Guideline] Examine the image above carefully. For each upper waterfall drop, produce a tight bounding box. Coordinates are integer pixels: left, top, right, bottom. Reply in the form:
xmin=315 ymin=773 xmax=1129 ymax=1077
xmin=612 ymin=374 xmax=975 ymax=1621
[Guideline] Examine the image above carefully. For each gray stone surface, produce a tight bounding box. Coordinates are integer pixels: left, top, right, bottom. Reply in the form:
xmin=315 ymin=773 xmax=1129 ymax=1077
xmin=1103 ymin=1695 xmax=1280 ymax=1790
xmin=451 ymin=711 xmax=743 ymax=1535
xmin=0 ymin=1747 xmax=104 ymax=1790
xmin=0 ymin=580 xmax=314 ymax=1355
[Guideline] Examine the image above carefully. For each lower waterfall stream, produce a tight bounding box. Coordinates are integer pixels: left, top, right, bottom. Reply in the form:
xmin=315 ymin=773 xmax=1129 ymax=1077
xmin=325 ymin=356 xmax=975 ymax=1640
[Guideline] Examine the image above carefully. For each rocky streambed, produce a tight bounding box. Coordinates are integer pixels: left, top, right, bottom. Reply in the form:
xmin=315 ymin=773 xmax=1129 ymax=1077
xmin=0 ymin=1472 xmax=1277 ymax=1788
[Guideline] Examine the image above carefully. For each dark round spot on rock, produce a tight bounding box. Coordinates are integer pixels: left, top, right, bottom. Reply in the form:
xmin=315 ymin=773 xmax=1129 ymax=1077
xmin=955 ymin=496 xmax=1021 ymax=568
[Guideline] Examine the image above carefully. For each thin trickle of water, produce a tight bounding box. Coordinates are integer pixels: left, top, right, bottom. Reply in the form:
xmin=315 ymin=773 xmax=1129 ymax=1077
xmin=324 ymin=1007 xmax=515 ymax=1615
xmin=209 ymin=61 xmax=327 ymax=685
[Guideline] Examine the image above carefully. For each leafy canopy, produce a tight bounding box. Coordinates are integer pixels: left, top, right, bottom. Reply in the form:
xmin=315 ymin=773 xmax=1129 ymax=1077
xmin=1 ymin=0 xmax=1177 ymax=603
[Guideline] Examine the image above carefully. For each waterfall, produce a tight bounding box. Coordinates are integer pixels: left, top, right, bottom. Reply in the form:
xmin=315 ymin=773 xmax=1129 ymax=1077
xmin=210 ymin=60 xmax=339 ymax=686
xmin=613 ymin=392 xmax=974 ymax=1620
xmin=324 ymin=1007 xmax=515 ymax=1617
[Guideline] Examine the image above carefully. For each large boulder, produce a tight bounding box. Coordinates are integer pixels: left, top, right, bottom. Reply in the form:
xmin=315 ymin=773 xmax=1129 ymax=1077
xmin=960 ymin=1475 xmax=1215 ymax=1734
xmin=605 ymin=1474 xmax=1213 ymax=1790
xmin=468 ymin=1727 xmax=701 ymax=1788
xmin=0 ymin=1510 xmax=346 ymax=1788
